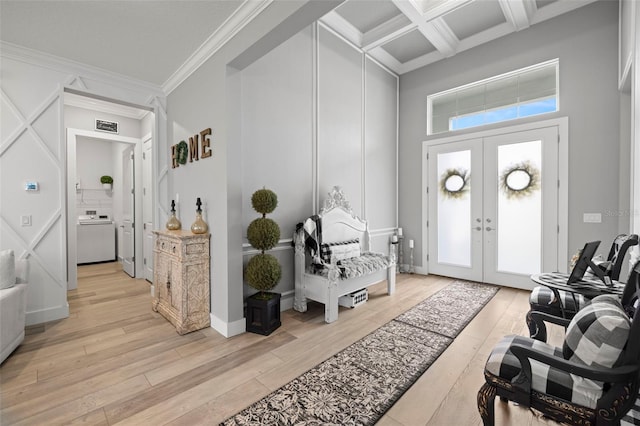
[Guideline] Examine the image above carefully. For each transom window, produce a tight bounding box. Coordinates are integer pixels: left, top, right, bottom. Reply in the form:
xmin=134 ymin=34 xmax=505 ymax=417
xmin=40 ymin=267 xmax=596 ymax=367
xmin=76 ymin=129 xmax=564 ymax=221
xmin=427 ymin=59 xmax=559 ymax=135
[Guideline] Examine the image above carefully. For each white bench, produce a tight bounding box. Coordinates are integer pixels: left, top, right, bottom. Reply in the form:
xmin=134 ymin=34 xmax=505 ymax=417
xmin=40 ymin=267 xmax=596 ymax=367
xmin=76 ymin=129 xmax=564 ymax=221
xmin=293 ymin=187 xmax=396 ymax=323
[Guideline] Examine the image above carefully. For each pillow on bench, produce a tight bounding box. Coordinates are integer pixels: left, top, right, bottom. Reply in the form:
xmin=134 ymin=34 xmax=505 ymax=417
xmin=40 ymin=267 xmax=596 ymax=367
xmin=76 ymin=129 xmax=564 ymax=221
xmin=320 ymin=239 xmax=360 ymax=264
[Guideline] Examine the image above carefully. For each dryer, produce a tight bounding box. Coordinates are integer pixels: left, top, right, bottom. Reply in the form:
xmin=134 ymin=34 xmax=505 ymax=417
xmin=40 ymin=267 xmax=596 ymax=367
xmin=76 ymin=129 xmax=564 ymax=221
xmin=77 ymin=211 xmax=116 ymax=264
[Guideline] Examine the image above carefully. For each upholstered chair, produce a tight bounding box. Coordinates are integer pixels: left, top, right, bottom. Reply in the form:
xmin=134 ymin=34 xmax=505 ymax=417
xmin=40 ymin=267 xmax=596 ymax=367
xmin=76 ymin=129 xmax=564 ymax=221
xmin=527 ymin=234 xmax=638 ymax=341
xmin=478 ymin=267 xmax=640 ymax=426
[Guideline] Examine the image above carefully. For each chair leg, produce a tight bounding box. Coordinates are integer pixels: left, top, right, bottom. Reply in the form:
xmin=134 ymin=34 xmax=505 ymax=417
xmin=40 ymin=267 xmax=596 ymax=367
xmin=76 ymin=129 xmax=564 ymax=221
xmin=526 ymin=310 xmax=547 ymax=342
xmin=478 ymin=382 xmax=497 ymax=426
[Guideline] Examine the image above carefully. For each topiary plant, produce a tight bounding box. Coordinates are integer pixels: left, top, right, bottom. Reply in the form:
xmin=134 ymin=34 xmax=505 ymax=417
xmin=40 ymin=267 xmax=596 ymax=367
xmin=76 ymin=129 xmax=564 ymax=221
xmin=244 ymin=188 xmax=282 ymax=299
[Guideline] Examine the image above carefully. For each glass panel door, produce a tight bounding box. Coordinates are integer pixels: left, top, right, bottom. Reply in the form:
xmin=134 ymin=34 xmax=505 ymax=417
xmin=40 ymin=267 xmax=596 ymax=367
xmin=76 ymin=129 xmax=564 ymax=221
xmin=483 ymin=126 xmax=559 ymax=288
xmin=427 ymin=139 xmax=483 ymax=281
xmin=427 ymin=126 xmax=559 ymax=289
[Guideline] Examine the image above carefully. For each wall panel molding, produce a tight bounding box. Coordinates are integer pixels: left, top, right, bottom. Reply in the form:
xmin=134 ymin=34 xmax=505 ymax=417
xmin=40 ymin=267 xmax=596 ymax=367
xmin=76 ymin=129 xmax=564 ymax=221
xmin=1 ymin=45 xmax=166 ymax=325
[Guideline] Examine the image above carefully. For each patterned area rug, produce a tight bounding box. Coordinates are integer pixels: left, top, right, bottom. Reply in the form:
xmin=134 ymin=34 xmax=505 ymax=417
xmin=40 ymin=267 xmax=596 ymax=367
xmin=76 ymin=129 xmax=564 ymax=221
xmin=222 ymin=280 xmax=499 ymax=425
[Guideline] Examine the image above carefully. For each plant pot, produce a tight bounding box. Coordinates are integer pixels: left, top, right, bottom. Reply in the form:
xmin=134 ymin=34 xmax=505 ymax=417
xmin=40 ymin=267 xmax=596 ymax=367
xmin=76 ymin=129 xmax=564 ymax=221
xmin=102 ymin=183 xmax=112 ymax=190
xmin=245 ymin=292 xmax=281 ymax=335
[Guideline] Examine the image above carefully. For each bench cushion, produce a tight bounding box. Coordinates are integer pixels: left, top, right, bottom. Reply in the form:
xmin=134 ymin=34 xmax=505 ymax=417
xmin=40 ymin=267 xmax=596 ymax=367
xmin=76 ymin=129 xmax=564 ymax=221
xmin=310 ymin=253 xmax=390 ymax=279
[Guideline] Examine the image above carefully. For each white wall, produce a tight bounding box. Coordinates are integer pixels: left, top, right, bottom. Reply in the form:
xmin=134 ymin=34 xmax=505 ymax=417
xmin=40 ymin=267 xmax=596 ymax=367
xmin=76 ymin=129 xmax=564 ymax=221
xmin=398 ymin=0 xmax=623 ymax=269
xmin=239 ymin=25 xmax=314 ymax=307
xmin=239 ymin=23 xmax=398 ymax=308
xmin=0 ymin=44 xmax=165 ymax=325
xmin=317 ymin=25 xmax=364 ymax=216
xmin=167 ymin=1 xmax=343 ymax=337
xmin=75 ymin=136 xmax=115 ymax=216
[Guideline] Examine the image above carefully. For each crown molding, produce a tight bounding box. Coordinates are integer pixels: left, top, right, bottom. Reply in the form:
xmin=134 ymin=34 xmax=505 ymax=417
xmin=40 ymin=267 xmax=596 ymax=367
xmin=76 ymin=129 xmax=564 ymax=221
xmin=162 ymin=0 xmax=273 ymax=94
xmin=0 ymin=41 xmax=164 ymax=98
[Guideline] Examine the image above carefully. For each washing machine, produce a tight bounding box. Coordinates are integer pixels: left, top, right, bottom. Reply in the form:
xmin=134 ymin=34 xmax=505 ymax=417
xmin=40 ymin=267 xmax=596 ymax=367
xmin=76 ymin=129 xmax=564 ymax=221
xmin=77 ymin=212 xmax=116 ymax=264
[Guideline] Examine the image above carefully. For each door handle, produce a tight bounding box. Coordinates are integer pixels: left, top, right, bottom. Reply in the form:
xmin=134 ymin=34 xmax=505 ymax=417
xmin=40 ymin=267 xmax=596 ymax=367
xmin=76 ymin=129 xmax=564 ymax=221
xmin=475 ymin=227 xmax=482 ymax=231
xmin=486 ymin=227 xmax=493 ymax=231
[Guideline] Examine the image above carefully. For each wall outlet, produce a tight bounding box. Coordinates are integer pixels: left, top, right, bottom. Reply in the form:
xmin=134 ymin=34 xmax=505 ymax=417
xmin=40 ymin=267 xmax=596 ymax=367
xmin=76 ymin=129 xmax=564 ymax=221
xmin=583 ymin=213 xmax=602 ymax=223
xmin=21 ymin=215 xmax=32 ymax=226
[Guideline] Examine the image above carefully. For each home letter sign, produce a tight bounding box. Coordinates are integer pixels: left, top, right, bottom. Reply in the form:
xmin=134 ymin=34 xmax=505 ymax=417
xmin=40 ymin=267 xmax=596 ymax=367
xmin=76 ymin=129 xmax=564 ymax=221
xmin=172 ymin=128 xmax=212 ymax=168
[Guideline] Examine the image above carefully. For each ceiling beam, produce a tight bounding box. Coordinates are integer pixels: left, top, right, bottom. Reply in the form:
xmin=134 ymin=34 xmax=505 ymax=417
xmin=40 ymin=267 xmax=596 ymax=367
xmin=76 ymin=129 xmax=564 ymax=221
xmin=362 ymin=14 xmax=414 ymax=51
xmin=391 ymin=0 xmax=459 ymax=58
xmin=420 ymin=0 xmax=475 ymax=22
xmin=319 ymin=10 xmax=363 ymax=47
xmin=418 ymin=17 xmax=459 ymax=58
xmin=498 ymin=0 xmax=534 ymax=32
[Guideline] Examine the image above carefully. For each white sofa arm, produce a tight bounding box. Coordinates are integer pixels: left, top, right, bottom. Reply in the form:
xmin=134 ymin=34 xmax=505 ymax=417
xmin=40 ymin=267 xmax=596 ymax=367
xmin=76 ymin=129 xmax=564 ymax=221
xmin=0 ymin=282 xmax=27 ymax=364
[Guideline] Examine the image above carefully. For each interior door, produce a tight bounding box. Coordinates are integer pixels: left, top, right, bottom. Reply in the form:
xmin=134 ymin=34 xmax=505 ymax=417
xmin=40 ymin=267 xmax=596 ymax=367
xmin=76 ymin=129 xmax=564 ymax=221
xmin=122 ymin=146 xmax=135 ymax=277
xmin=142 ymin=137 xmax=153 ymax=282
xmin=427 ymin=125 xmax=559 ymax=289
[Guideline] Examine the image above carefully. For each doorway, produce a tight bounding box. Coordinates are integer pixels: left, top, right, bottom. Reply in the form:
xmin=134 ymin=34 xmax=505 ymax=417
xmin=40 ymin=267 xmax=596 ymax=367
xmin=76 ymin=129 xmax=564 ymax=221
xmin=66 ymin=130 xmax=146 ymax=289
xmin=423 ymin=119 xmax=568 ymax=289
xmin=64 ymin=92 xmax=155 ymax=290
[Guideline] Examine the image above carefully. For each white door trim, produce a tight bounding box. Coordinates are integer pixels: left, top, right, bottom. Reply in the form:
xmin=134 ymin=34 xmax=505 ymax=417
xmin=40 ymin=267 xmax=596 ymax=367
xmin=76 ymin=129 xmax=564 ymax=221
xmin=421 ymin=117 xmax=569 ymax=280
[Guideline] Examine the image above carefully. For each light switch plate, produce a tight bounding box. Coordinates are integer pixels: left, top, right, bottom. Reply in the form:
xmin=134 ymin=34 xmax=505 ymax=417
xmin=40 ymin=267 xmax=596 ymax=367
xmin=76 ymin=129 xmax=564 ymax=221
xmin=583 ymin=213 xmax=602 ymax=223
xmin=21 ymin=215 xmax=32 ymax=226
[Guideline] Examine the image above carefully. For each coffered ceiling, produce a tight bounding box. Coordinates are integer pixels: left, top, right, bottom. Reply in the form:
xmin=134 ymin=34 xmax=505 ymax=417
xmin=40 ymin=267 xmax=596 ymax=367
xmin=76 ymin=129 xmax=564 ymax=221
xmin=323 ymin=0 xmax=598 ymax=74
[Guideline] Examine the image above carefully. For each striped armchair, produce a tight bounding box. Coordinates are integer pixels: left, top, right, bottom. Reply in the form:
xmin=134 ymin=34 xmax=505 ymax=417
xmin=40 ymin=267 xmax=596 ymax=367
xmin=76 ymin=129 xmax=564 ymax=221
xmin=527 ymin=234 xmax=638 ymax=341
xmin=479 ymin=283 xmax=640 ymax=426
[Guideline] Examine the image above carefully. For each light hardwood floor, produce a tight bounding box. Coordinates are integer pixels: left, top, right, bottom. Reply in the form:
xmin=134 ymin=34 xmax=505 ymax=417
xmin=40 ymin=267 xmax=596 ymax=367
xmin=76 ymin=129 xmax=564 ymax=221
xmin=0 ymin=262 xmax=563 ymax=425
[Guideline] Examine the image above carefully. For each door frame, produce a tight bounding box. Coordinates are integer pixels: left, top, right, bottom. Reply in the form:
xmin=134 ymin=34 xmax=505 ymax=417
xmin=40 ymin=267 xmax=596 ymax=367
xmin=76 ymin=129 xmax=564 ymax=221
xmin=420 ymin=117 xmax=569 ymax=280
xmin=121 ymin=144 xmax=136 ymax=278
xmin=66 ymin=128 xmax=142 ymax=290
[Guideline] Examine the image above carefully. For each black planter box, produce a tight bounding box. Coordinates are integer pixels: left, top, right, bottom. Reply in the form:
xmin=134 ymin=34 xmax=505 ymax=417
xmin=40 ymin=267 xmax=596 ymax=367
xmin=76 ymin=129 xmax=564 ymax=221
xmin=246 ymin=292 xmax=281 ymax=335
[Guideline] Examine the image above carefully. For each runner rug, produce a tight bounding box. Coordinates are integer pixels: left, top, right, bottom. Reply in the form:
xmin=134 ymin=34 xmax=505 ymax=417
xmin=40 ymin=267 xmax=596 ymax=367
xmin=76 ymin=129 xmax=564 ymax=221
xmin=222 ymin=280 xmax=499 ymax=425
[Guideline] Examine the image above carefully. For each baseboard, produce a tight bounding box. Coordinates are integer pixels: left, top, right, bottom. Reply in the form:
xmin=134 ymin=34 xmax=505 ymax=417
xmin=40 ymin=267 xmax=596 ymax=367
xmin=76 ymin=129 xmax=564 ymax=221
xmin=210 ymin=313 xmax=246 ymax=337
xmin=414 ymin=266 xmax=428 ymax=275
xmin=210 ymin=291 xmax=295 ymax=337
xmin=280 ymin=290 xmax=294 ymax=311
xmin=26 ymin=303 xmax=70 ymax=326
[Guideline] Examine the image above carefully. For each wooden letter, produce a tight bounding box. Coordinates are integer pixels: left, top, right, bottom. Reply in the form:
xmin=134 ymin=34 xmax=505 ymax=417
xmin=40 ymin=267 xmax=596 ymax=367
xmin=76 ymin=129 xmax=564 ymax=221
xmin=189 ymin=135 xmax=199 ymax=162
xmin=171 ymin=144 xmax=178 ymax=168
xmin=201 ymin=128 xmax=212 ymax=159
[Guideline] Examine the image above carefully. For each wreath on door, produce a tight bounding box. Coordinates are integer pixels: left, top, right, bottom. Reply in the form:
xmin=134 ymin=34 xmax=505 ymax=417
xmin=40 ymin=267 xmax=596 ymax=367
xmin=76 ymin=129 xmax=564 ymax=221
xmin=499 ymin=161 xmax=540 ymax=199
xmin=440 ymin=168 xmax=469 ymax=199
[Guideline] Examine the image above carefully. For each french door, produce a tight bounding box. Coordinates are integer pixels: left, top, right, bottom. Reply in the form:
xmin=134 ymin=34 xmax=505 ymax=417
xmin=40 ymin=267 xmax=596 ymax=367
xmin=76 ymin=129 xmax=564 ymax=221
xmin=427 ymin=126 xmax=559 ymax=289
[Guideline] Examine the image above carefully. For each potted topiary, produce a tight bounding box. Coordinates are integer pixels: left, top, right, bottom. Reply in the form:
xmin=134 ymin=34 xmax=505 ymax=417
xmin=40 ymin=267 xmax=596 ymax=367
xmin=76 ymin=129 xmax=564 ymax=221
xmin=100 ymin=175 xmax=113 ymax=189
xmin=244 ymin=188 xmax=282 ymax=335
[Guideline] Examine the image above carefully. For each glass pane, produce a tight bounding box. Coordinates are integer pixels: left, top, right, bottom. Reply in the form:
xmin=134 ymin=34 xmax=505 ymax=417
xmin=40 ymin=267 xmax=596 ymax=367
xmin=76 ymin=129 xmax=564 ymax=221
xmin=427 ymin=60 xmax=558 ymax=135
xmin=486 ymin=76 xmax=518 ymax=109
xmin=497 ymin=140 xmax=542 ymax=274
xmin=519 ymin=65 xmax=557 ymax=102
xmin=518 ymin=97 xmax=556 ymax=117
xmin=437 ymin=150 xmax=471 ymax=267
